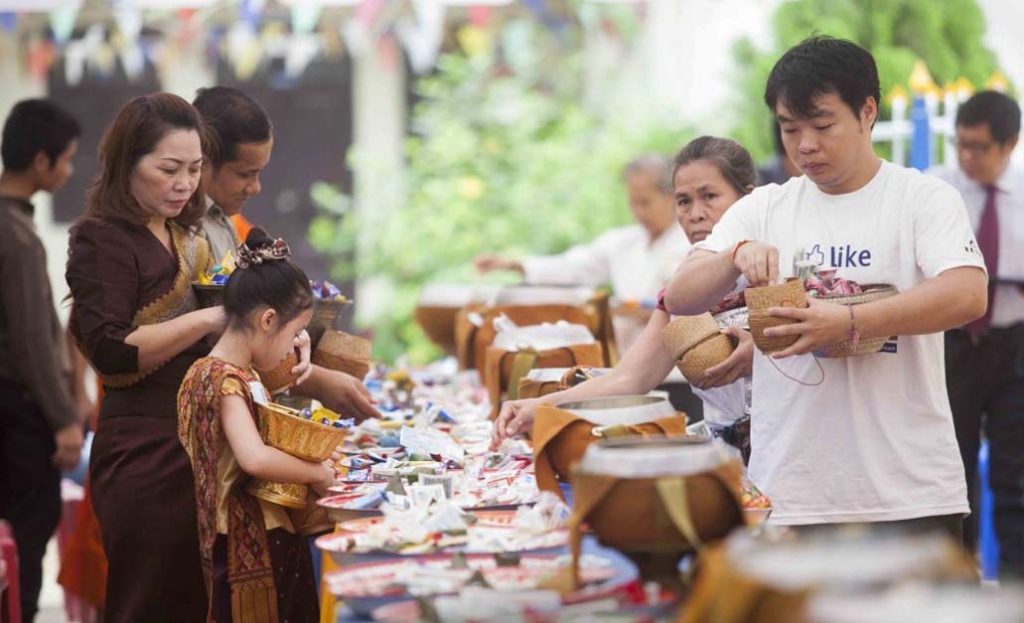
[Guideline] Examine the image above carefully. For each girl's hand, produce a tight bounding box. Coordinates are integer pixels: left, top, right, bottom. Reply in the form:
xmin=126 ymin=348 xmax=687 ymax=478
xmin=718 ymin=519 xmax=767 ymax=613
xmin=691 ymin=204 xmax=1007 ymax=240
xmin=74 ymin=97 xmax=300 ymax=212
xmin=311 ymin=461 xmax=336 ymax=498
xmin=291 ymin=330 xmax=313 ymax=386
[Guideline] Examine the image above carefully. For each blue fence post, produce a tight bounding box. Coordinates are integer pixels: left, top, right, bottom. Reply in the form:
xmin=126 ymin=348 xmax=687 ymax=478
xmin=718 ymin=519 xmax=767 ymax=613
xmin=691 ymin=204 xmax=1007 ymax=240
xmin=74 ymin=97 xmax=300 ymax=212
xmin=908 ymin=95 xmax=931 ymax=170
xmin=978 ymin=439 xmax=1000 ymax=580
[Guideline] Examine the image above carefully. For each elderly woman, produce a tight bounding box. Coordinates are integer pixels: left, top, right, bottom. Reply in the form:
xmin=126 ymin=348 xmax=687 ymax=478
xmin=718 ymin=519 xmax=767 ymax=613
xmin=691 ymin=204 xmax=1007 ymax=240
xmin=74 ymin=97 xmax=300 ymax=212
xmin=474 ymin=154 xmax=690 ymax=352
xmin=492 ymin=137 xmax=758 ymax=456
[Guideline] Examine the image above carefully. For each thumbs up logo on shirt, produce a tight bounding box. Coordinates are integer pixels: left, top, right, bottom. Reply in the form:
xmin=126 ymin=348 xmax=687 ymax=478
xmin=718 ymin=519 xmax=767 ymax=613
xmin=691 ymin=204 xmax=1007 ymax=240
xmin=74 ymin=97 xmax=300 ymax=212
xmin=806 ymin=244 xmax=826 ymax=267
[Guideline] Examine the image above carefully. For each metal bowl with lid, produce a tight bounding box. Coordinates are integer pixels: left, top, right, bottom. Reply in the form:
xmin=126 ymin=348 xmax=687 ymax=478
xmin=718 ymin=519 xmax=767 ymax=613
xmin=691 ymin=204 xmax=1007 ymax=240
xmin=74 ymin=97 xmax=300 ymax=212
xmin=556 ymin=394 xmax=676 ymax=427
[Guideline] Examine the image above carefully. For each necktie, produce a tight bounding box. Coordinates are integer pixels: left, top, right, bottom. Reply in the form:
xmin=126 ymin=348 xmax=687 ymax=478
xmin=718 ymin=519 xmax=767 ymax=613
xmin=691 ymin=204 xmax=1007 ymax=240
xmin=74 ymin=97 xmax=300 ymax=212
xmin=967 ymin=184 xmax=999 ymax=336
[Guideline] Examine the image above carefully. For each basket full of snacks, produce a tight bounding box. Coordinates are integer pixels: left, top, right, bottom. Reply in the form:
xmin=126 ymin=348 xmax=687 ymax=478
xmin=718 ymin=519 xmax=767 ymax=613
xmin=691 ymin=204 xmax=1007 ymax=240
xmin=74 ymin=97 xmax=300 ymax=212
xmin=811 ymin=273 xmax=898 ymax=357
xmin=308 ymin=280 xmax=352 ymax=346
xmin=247 ymin=400 xmax=351 ymax=509
xmin=192 ymin=251 xmax=236 ymax=308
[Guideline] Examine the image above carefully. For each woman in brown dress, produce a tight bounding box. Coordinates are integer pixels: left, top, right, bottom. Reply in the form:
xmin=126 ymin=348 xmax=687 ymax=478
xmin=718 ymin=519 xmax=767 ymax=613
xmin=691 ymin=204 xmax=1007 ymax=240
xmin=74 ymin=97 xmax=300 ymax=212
xmin=65 ymin=93 xmax=223 ymax=622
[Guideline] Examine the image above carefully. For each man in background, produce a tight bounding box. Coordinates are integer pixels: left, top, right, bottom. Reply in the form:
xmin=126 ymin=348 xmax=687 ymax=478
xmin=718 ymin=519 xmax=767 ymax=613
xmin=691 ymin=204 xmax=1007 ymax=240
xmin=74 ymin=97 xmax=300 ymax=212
xmin=928 ymin=90 xmax=1024 ymax=578
xmin=0 ymin=98 xmax=85 ymax=622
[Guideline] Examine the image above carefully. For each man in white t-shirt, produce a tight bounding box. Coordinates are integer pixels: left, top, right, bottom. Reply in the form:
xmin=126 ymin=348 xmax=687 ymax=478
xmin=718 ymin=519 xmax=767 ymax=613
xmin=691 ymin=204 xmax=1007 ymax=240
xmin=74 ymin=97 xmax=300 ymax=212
xmin=665 ymin=36 xmax=988 ymax=536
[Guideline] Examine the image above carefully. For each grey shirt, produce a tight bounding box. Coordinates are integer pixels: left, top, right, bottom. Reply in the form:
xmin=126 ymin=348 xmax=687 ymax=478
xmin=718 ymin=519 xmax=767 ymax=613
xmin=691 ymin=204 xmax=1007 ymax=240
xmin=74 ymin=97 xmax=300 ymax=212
xmin=199 ymin=201 xmax=239 ymax=262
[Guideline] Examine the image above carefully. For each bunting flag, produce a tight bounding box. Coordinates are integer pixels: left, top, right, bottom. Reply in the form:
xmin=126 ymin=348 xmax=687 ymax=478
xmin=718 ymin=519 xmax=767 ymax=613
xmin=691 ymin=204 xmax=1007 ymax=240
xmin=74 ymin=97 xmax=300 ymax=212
xmin=226 ymin=21 xmax=261 ymax=80
xmin=113 ymin=1 xmax=145 ymax=79
xmin=290 ymin=0 xmax=323 ymax=35
xmin=240 ymin=0 xmax=265 ymax=31
xmin=0 ymin=12 xmax=15 ymax=33
xmin=48 ymin=1 xmax=81 ymax=44
xmin=284 ymin=32 xmax=320 ymax=79
xmin=356 ymin=0 xmax=387 ymax=28
xmin=341 ymin=0 xmax=388 ymax=57
xmin=395 ymin=0 xmax=446 ymax=74
xmin=468 ymin=6 xmax=492 ymax=27
xmin=0 ymin=0 xmax=70 ymax=10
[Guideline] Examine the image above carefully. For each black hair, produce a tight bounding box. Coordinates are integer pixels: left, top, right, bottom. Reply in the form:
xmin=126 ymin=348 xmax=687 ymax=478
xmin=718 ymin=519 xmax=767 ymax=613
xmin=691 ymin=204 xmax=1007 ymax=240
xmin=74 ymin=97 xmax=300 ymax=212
xmin=672 ymin=136 xmax=757 ymax=196
xmin=764 ymin=36 xmax=880 ymax=126
xmin=223 ymin=228 xmax=313 ymax=331
xmin=192 ymin=86 xmax=272 ymax=168
xmin=1 ymin=98 xmax=81 ymax=171
xmin=771 ymin=121 xmax=785 ymax=156
xmin=956 ymin=90 xmax=1021 ymax=145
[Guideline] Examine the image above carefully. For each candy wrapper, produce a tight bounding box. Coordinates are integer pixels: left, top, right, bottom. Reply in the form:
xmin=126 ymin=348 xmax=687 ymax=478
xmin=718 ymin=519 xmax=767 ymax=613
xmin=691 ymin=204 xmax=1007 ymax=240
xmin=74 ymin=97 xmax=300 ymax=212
xmin=740 ymin=473 xmax=771 ymax=510
xmin=710 ymin=290 xmax=747 ymax=315
xmin=310 ymin=279 xmax=349 ymax=302
xmin=197 ymin=250 xmax=236 ymax=285
xmin=510 ymin=491 xmax=569 ymax=533
xmin=400 ymin=426 xmax=466 ymax=462
xmin=793 ymin=250 xmax=863 ymax=297
xmin=295 ymin=400 xmax=353 ymax=429
xmin=804 ymin=268 xmax=863 ymax=297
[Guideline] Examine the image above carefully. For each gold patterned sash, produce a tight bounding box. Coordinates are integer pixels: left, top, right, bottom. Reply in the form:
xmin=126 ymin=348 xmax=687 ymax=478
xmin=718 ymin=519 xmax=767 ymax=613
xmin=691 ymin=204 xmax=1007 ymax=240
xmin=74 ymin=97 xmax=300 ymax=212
xmin=102 ymin=223 xmax=212 ymax=388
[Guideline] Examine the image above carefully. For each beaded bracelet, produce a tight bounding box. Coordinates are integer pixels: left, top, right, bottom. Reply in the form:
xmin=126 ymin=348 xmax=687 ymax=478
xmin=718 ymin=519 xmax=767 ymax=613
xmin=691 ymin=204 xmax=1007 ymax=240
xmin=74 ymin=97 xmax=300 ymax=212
xmin=848 ymin=304 xmax=860 ymax=351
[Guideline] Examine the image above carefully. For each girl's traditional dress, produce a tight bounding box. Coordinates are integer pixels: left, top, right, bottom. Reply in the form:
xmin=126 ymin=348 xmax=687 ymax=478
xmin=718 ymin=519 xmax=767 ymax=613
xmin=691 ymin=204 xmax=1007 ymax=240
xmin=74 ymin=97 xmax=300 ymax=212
xmin=66 ymin=218 xmax=212 ymax=622
xmin=178 ymin=357 xmax=319 ymax=623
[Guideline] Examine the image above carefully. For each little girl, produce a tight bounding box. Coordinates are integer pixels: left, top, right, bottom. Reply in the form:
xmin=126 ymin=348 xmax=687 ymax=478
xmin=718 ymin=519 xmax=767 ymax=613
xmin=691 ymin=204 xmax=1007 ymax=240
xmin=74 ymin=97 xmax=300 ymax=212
xmin=178 ymin=228 xmax=334 ymax=623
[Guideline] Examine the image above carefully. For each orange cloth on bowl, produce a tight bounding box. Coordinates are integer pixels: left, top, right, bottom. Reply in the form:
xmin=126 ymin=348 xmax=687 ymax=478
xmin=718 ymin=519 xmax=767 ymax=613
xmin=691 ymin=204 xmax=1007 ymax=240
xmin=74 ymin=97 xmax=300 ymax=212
xmin=530 ymin=404 xmax=688 ymax=498
xmin=454 ymin=294 xmax=618 ymax=371
xmin=483 ymin=343 xmax=605 ymax=419
xmin=674 ymin=544 xmax=812 ymax=623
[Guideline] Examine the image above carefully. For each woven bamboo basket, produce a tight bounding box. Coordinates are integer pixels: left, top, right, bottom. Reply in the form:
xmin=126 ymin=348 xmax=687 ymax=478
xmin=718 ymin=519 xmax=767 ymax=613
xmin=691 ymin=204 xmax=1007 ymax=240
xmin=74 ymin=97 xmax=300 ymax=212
xmin=661 ymin=313 xmax=720 ymax=360
xmin=308 ymin=298 xmax=353 ymax=347
xmin=311 ymin=330 xmax=372 ymax=380
xmin=257 ymin=351 xmax=300 ymax=395
xmin=677 ymin=334 xmax=735 ymax=382
xmin=247 ymin=402 xmax=347 ymax=510
xmin=816 ymin=284 xmax=898 ymax=358
xmin=192 ymin=283 xmax=224 ymax=309
xmin=246 ymin=479 xmax=308 ymax=510
xmin=746 ymin=278 xmax=808 ymax=353
xmin=256 ymin=402 xmax=348 ymax=462
xmin=662 ymin=315 xmax=735 ymax=382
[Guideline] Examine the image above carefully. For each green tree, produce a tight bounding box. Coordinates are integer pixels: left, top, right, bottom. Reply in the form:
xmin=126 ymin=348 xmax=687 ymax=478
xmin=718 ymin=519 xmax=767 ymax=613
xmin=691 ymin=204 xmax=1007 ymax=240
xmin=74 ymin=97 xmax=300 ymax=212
xmin=311 ymin=22 xmax=689 ymax=363
xmin=732 ymin=0 xmax=1003 ymax=162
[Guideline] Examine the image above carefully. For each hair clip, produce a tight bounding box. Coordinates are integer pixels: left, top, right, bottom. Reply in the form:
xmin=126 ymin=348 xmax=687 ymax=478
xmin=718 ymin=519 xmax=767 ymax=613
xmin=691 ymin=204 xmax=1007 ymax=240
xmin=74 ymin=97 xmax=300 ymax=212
xmin=236 ymin=238 xmax=291 ymax=268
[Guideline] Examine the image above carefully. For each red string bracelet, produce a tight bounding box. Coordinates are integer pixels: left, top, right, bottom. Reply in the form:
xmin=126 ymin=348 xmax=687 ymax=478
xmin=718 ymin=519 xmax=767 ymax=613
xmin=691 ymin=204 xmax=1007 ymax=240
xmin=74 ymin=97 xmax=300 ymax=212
xmin=731 ymin=240 xmax=751 ymax=262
